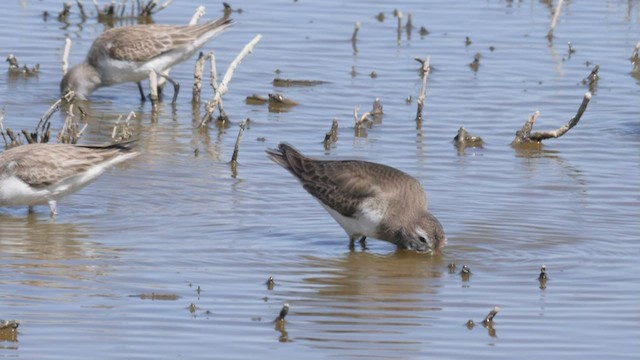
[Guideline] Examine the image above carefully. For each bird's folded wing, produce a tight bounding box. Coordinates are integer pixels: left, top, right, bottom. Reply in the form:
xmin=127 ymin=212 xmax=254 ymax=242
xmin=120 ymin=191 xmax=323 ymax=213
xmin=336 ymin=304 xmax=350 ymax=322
xmin=299 ymin=161 xmax=380 ymax=218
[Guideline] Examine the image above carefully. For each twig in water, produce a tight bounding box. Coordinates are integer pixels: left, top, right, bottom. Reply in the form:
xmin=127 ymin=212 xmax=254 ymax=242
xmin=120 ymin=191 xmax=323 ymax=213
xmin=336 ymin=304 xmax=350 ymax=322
xmin=62 ymin=38 xmax=71 ymax=75
xmin=192 ymin=51 xmax=209 ymax=103
xmin=111 ymin=111 xmax=136 ymax=142
xmin=353 ymin=106 xmax=371 ymax=129
xmin=482 ymin=306 xmax=500 ymax=327
xmin=351 ymin=21 xmax=360 ymax=53
xmin=58 ymin=2 xmax=72 ymax=22
xmin=396 ymin=11 xmax=403 ymax=45
xmin=201 ymin=34 xmax=263 ymax=127
xmin=371 ymin=98 xmax=383 ymax=116
xmin=415 ymin=57 xmax=431 ymax=121
xmin=209 ymin=52 xmax=228 ymax=122
xmin=512 ymin=91 xmax=592 ymax=145
xmin=547 ymin=0 xmax=564 ymax=40
xmin=631 ymin=41 xmax=640 ymax=73
xmin=276 ymin=303 xmax=289 ymax=322
xmin=189 ymin=5 xmax=206 ymax=25
xmin=323 ymin=119 xmax=338 ymax=149
xmin=351 ymin=21 xmax=360 ymax=42
xmin=230 ymin=119 xmax=248 ymax=165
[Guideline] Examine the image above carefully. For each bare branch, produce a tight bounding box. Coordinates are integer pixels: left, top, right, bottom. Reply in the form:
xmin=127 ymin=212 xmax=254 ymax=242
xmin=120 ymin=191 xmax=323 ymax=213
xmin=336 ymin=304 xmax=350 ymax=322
xmin=529 ymin=92 xmax=591 ymax=141
xmin=62 ymin=37 xmax=71 ymax=75
xmin=547 ymin=0 xmax=564 ymax=40
xmin=415 ymin=57 xmax=431 ymax=121
xmin=201 ymin=35 xmax=263 ymax=127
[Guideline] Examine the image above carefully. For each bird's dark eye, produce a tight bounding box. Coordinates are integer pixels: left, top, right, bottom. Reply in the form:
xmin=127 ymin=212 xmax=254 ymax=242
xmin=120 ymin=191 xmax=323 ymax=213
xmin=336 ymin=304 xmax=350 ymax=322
xmin=418 ymin=236 xmax=427 ymax=243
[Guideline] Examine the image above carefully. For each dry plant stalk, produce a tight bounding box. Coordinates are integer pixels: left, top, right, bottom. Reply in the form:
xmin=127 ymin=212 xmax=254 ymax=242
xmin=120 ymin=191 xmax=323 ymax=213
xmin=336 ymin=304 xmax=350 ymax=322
xmin=192 ymin=51 xmax=209 ymax=103
xmin=353 ymin=106 xmax=371 ymax=129
xmin=482 ymin=306 xmax=500 ymax=326
xmin=57 ymin=103 xmax=88 ymax=144
xmin=351 ymin=21 xmax=360 ymax=42
xmin=230 ymin=119 xmax=248 ymax=164
xmin=631 ymin=41 xmax=640 ymax=73
xmin=201 ymin=34 xmax=263 ymax=127
xmin=512 ymin=91 xmax=591 ymax=145
xmin=415 ymin=57 xmax=431 ymax=121
xmin=323 ymin=119 xmax=338 ymax=149
xmin=190 ymin=5 xmax=206 ymax=25
xmin=111 ymin=111 xmax=136 ymax=142
xmin=547 ymin=0 xmax=564 ymax=40
xmin=396 ymin=11 xmax=403 ymax=45
xmin=62 ymin=37 xmax=72 ymax=75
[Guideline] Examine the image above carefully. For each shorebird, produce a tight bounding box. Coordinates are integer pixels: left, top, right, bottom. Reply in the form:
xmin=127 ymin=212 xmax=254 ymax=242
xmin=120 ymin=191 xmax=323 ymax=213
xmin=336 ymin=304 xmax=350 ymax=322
xmin=266 ymin=143 xmax=446 ymax=252
xmin=60 ymin=17 xmax=232 ymax=102
xmin=0 ymin=141 xmax=139 ymax=215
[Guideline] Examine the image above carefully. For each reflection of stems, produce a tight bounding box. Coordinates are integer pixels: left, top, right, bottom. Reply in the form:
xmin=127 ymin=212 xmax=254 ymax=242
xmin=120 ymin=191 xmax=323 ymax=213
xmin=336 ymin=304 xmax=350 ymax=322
xmin=547 ymin=0 xmax=564 ymax=40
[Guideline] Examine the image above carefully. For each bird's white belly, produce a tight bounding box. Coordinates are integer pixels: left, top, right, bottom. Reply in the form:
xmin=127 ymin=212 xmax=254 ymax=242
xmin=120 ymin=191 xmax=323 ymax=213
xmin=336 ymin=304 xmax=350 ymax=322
xmin=319 ymin=198 xmax=385 ymax=238
xmin=98 ymin=48 xmax=196 ymax=85
xmin=0 ymin=176 xmax=52 ymax=206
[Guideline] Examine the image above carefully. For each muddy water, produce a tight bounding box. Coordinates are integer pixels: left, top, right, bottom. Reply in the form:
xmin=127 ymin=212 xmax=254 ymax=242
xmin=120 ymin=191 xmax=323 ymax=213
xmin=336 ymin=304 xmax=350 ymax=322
xmin=0 ymin=0 xmax=639 ymax=359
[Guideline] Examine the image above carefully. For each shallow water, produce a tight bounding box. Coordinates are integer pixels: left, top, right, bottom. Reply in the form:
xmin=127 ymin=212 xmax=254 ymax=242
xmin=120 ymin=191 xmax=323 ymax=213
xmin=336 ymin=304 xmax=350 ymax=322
xmin=0 ymin=0 xmax=639 ymax=359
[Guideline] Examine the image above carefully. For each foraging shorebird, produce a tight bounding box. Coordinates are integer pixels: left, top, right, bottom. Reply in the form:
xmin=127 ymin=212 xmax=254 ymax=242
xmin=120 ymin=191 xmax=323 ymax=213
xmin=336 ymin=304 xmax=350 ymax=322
xmin=60 ymin=17 xmax=232 ymax=102
xmin=0 ymin=141 xmax=139 ymax=215
xmin=266 ymin=143 xmax=446 ymax=252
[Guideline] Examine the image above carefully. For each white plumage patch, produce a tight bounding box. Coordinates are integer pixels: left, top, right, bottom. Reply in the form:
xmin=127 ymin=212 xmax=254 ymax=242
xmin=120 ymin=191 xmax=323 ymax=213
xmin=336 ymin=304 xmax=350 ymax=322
xmin=318 ymin=197 xmax=386 ymax=239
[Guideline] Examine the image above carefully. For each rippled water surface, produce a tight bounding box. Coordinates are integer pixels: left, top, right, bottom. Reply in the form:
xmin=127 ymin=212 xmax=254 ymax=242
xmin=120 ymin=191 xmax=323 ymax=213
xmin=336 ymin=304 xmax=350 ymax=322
xmin=0 ymin=1 xmax=639 ymax=359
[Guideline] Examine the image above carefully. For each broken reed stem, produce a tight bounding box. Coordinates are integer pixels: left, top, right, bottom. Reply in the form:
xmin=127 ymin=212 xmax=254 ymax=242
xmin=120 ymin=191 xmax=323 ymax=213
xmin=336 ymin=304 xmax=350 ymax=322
xmin=631 ymin=41 xmax=640 ymax=72
xmin=62 ymin=37 xmax=71 ymax=75
xmin=189 ymin=5 xmax=206 ymax=25
xmin=276 ymin=303 xmax=289 ymax=322
xmin=529 ymin=92 xmax=591 ymax=141
xmin=323 ymin=119 xmax=338 ymax=148
xmin=201 ymin=34 xmax=263 ymax=127
xmin=396 ymin=11 xmax=403 ymax=45
xmin=0 ymin=109 xmax=8 ymax=147
xmin=149 ymin=70 xmax=159 ymax=105
xmin=111 ymin=111 xmax=135 ymax=142
xmin=230 ymin=119 xmax=248 ymax=164
xmin=34 ymin=91 xmax=74 ymax=135
xmin=192 ymin=51 xmax=208 ymax=103
xmin=351 ymin=21 xmax=360 ymax=41
xmin=415 ymin=57 xmax=431 ymax=121
xmin=208 ymin=51 xmax=226 ymax=120
xmin=482 ymin=306 xmax=500 ymax=326
xmin=353 ymin=106 xmax=370 ymax=128
xmin=547 ymin=0 xmax=564 ymax=40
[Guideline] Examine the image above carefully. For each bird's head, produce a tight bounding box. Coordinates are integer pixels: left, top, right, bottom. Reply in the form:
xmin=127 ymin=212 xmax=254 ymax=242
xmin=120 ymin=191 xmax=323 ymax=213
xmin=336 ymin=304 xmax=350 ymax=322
xmin=60 ymin=63 xmax=101 ymax=100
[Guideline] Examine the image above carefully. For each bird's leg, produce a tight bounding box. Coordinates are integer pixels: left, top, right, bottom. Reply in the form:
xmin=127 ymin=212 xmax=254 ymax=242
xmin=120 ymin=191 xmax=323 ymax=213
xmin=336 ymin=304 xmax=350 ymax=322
xmin=137 ymin=82 xmax=146 ymax=102
xmin=156 ymin=72 xmax=180 ymax=104
xmin=349 ymin=235 xmax=367 ymax=251
xmin=358 ymin=236 xmax=368 ymax=250
xmin=48 ymin=200 xmax=58 ymax=216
